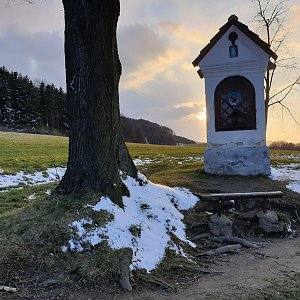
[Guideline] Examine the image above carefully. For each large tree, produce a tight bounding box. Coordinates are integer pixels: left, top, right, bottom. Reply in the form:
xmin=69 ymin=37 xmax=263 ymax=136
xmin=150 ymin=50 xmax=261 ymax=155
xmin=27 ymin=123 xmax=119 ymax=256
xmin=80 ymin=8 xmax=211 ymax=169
xmin=253 ymin=0 xmax=300 ymax=124
xmin=56 ymin=0 xmax=137 ymax=204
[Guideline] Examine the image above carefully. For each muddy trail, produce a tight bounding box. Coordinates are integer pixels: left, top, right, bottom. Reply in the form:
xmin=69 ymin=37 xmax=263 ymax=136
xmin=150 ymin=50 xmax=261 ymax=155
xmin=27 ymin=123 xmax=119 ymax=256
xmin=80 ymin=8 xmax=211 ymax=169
xmin=6 ymin=235 xmax=297 ymax=300
xmin=115 ymin=236 xmax=300 ymax=300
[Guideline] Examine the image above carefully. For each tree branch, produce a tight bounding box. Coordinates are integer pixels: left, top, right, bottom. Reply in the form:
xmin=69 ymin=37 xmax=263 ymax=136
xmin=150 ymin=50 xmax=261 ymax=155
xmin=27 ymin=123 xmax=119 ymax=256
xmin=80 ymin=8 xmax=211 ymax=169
xmin=278 ymin=103 xmax=300 ymax=126
xmin=269 ymin=77 xmax=300 ymax=102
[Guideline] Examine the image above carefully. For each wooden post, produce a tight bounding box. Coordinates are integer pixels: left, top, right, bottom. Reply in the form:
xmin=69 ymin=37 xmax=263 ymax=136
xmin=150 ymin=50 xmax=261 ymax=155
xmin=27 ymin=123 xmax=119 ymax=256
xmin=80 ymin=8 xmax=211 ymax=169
xmin=262 ymin=198 xmax=267 ymax=213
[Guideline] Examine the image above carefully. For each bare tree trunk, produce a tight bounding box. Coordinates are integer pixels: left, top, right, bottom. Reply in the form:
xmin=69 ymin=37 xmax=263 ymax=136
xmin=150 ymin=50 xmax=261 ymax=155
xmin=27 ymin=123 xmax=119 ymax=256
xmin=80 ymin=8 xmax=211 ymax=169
xmin=56 ymin=0 xmax=137 ymax=205
xmin=265 ymin=69 xmax=270 ymax=123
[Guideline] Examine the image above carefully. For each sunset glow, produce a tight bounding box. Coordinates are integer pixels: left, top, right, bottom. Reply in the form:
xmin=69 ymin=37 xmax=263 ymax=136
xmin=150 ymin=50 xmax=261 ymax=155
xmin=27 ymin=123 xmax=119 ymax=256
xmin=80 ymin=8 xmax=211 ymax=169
xmin=197 ymin=106 xmax=207 ymax=122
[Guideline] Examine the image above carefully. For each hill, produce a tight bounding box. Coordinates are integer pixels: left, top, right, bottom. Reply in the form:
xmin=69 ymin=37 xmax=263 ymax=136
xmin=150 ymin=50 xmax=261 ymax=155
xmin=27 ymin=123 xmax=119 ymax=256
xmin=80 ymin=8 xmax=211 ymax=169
xmin=121 ymin=116 xmax=195 ymax=145
xmin=0 ymin=66 xmax=195 ymax=145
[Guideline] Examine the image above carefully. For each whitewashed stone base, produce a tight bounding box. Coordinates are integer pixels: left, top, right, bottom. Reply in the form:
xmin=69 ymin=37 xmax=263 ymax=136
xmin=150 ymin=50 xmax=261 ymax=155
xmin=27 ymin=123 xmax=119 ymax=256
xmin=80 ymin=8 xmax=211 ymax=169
xmin=204 ymin=146 xmax=270 ymax=176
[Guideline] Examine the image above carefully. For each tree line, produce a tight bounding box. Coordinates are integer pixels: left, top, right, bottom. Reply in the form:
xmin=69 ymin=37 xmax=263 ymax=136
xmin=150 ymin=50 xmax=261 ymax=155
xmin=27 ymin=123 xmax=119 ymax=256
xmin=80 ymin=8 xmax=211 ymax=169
xmin=0 ymin=66 xmax=195 ymax=145
xmin=0 ymin=66 xmax=68 ymax=134
xmin=269 ymin=141 xmax=300 ymax=151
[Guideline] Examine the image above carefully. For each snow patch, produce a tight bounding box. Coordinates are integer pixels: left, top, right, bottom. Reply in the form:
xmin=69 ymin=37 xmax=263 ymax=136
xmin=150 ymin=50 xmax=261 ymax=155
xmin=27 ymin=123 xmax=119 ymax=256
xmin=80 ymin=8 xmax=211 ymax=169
xmin=271 ymin=154 xmax=300 ymax=161
xmin=287 ymin=182 xmax=300 ymax=193
xmin=133 ymin=158 xmax=154 ymax=166
xmin=133 ymin=156 xmax=203 ymax=166
xmin=64 ymin=173 xmax=199 ymax=271
xmin=270 ymin=164 xmax=300 ymax=194
xmin=0 ymin=167 xmax=66 ymax=189
xmin=27 ymin=193 xmax=36 ymax=200
xmin=45 ymin=189 xmax=52 ymax=195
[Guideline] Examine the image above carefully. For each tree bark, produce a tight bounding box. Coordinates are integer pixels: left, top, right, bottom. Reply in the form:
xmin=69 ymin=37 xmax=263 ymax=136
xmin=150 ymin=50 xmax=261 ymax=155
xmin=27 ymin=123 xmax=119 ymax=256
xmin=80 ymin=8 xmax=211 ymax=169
xmin=56 ymin=0 xmax=137 ymax=205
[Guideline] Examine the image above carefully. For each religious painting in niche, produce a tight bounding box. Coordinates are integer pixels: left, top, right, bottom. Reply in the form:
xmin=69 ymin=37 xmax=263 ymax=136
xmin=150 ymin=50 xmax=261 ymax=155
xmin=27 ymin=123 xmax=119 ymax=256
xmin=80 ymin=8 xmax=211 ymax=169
xmin=214 ymin=76 xmax=256 ymax=131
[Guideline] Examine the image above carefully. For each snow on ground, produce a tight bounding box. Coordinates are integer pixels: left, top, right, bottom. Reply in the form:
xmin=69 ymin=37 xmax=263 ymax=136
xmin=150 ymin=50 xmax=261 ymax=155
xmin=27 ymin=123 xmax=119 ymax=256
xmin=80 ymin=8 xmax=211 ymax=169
xmin=0 ymin=156 xmax=202 ymax=190
xmin=286 ymin=182 xmax=300 ymax=193
xmin=63 ymin=173 xmax=199 ymax=271
xmin=27 ymin=193 xmax=37 ymax=200
xmin=0 ymin=159 xmax=154 ymax=189
xmin=177 ymin=156 xmax=203 ymax=164
xmin=271 ymin=154 xmax=300 ymax=161
xmin=133 ymin=158 xmax=155 ymax=166
xmin=0 ymin=167 xmax=66 ymax=189
xmin=270 ymin=163 xmax=300 ymax=194
xmin=133 ymin=156 xmax=203 ymax=166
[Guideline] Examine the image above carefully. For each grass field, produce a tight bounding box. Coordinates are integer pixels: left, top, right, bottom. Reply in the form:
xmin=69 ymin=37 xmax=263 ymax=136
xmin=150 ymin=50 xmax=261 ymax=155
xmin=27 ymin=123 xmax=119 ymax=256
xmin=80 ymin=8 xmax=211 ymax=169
xmin=1 ymin=131 xmax=299 ymax=174
xmin=0 ymin=131 xmax=204 ymax=173
xmin=0 ymin=132 xmax=68 ymax=174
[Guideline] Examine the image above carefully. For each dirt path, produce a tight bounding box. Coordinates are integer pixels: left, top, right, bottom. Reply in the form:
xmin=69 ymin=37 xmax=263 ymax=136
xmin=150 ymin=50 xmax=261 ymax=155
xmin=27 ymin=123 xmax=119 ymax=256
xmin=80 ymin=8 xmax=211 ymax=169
xmin=116 ymin=236 xmax=300 ymax=300
xmin=3 ymin=233 xmax=299 ymax=300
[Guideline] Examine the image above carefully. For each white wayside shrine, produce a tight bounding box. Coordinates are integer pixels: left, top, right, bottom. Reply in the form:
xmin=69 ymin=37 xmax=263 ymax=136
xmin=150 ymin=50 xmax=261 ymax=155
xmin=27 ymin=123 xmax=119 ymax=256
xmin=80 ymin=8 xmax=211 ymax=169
xmin=193 ymin=15 xmax=277 ymax=176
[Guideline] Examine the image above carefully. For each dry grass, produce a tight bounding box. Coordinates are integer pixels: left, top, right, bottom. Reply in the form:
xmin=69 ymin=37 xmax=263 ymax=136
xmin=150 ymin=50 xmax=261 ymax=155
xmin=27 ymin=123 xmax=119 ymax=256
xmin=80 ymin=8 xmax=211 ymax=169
xmin=0 ymin=192 xmax=122 ymax=295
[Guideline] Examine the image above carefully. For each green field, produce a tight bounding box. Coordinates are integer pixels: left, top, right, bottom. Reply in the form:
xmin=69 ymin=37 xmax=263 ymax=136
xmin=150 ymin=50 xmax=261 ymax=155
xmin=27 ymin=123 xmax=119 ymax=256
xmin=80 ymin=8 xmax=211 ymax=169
xmin=1 ymin=131 xmax=299 ymax=174
xmin=0 ymin=131 xmax=68 ymax=174
xmin=0 ymin=131 xmax=207 ymax=186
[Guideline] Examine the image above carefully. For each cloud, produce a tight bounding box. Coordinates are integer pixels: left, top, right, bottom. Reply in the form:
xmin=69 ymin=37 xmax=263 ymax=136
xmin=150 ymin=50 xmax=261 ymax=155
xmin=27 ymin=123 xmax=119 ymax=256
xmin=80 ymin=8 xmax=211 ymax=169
xmin=120 ymin=89 xmax=206 ymax=141
xmin=118 ymin=23 xmax=169 ymax=73
xmin=290 ymin=4 xmax=300 ymax=23
xmin=121 ymin=47 xmax=190 ymax=90
xmin=165 ymin=103 xmax=202 ymax=120
xmin=167 ymin=116 xmax=206 ymax=142
xmin=0 ymin=1 xmax=64 ymax=33
xmin=0 ymin=27 xmax=65 ymax=88
xmin=154 ymin=22 xmax=208 ymax=46
xmin=118 ymin=21 xmax=205 ymax=139
xmin=120 ymin=75 xmax=202 ymax=126
xmin=120 ymin=74 xmax=197 ymax=115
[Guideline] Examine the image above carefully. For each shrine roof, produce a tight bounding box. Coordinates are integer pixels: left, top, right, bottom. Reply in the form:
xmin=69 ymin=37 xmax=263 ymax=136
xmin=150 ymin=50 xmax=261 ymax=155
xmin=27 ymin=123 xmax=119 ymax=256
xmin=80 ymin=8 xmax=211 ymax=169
xmin=192 ymin=15 xmax=277 ymax=67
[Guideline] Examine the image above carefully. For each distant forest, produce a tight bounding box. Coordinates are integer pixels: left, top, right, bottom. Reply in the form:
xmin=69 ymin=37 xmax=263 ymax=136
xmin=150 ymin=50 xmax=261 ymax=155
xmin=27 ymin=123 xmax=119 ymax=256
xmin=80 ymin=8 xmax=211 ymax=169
xmin=0 ymin=67 xmax=195 ymax=145
xmin=269 ymin=141 xmax=300 ymax=151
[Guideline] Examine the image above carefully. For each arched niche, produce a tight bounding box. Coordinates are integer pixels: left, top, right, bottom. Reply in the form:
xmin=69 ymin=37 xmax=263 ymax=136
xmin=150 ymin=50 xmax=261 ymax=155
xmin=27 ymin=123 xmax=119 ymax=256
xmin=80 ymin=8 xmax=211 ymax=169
xmin=214 ymin=76 xmax=256 ymax=132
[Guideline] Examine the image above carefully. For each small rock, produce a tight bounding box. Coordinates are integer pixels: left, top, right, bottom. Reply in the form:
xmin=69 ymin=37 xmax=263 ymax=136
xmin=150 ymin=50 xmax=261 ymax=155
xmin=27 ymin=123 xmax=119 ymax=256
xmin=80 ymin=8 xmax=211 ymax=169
xmin=256 ymin=210 xmax=285 ymax=233
xmin=209 ymin=214 xmax=232 ymax=237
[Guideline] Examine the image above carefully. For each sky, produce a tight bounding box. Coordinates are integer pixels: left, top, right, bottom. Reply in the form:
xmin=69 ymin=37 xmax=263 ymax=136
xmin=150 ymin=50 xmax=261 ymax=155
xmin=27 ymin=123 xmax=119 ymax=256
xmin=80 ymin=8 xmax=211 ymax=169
xmin=0 ymin=0 xmax=299 ymax=143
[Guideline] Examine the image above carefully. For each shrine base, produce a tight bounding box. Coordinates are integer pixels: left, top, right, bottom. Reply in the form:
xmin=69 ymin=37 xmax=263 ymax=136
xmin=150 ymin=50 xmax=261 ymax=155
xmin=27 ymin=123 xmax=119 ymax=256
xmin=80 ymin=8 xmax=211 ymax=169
xmin=204 ymin=146 xmax=270 ymax=176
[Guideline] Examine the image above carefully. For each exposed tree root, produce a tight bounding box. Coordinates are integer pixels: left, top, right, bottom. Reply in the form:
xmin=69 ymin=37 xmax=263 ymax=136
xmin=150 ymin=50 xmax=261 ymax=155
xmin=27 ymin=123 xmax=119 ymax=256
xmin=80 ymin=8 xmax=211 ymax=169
xmin=203 ymin=244 xmax=242 ymax=256
xmin=209 ymin=236 xmax=261 ymax=248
